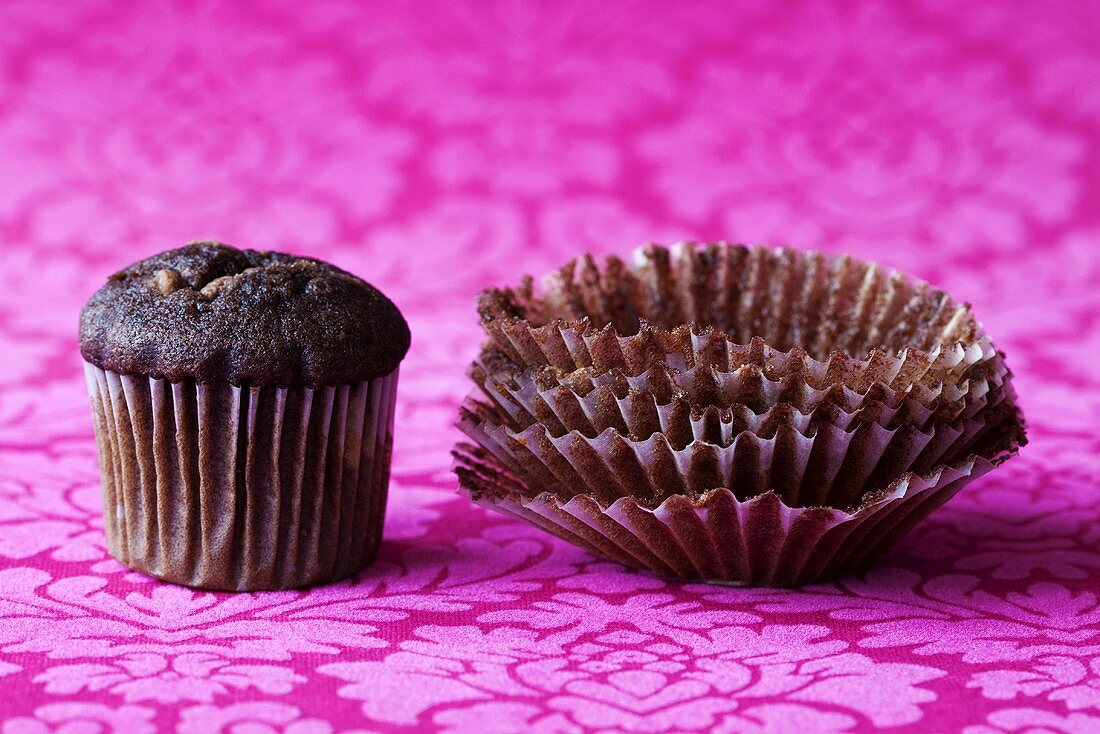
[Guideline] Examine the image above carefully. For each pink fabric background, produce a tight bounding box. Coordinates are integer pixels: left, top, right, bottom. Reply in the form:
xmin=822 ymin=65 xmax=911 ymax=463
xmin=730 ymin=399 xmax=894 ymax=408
xmin=0 ymin=1 xmax=1097 ymax=732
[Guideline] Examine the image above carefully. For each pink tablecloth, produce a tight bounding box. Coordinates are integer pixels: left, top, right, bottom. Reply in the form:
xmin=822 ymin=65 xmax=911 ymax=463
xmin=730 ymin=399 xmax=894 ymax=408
xmin=1 ymin=2 xmax=1097 ymax=732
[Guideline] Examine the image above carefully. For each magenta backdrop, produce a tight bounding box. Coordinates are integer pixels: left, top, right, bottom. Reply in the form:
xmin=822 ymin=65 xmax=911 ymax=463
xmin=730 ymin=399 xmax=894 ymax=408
xmin=0 ymin=1 xmax=1098 ymax=732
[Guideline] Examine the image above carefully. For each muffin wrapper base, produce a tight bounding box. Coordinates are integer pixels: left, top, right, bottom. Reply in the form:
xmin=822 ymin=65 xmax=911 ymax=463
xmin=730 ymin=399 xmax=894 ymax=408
xmin=459 ymin=244 xmax=1024 ymax=585
xmin=454 ymin=444 xmax=1000 ymax=586
xmin=84 ymin=363 xmax=399 ymax=591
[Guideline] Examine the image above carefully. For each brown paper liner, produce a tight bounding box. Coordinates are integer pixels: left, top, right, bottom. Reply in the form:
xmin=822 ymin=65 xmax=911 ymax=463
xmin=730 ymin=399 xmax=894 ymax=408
xmin=453 ymin=434 xmax=1016 ymax=586
xmin=457 ymin=243 xmax=1024 ymax=585
xmin=84 ymin=362 xmax=399 ymax=591
xmin=472 ymin=353 xmax=1011 ymax=441
xmin=478 ymin=244 xmax=995 ymax=390
xmin=458 ymin=394 xmax=1009 ymax=509
xmin=478 ymin=322 xmax=997 ymax=399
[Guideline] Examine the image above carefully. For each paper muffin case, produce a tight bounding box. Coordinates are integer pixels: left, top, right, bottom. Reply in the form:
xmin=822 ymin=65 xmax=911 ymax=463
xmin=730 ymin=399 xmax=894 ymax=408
xmin=83 ymin=362 xmax=399 ymax=591
xmin=453 ymin=439 xmax=1013 ymax=586
xmin=478 ymin=320 xmax=997 ymax=399
xmin=457 ymin=393 xmax=1014 ymax=510
xmin=458 ymin=243 xmax=1026 ymax=585
xmin=468 ymin=383 xmax=1002 ymax=466
xmin=477 ymin=244 xmax=998 ymax=391
xmin=471 ymin=354 xmax=1012 ymax=441
xmin=481 ymin=244 xmax=985 ymax=355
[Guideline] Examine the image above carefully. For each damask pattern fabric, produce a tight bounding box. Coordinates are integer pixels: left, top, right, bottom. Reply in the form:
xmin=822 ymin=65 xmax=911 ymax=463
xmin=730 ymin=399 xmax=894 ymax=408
xmin=0 ymin=1 xmax=1097 ymax=732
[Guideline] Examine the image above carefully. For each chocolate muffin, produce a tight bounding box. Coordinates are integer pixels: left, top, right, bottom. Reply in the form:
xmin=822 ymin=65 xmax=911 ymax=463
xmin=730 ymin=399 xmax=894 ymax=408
xmin=80 ymin=241 xmax=410 ymax=591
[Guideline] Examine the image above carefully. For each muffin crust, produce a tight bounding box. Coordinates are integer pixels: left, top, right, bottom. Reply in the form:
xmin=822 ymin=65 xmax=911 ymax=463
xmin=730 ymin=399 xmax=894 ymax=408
xmin=80 ymin=241 xmax=410 ymax=387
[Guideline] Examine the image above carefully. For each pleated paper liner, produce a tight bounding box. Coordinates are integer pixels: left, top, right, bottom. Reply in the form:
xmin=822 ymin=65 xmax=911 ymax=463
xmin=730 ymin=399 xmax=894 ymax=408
xmin=477 ymin=244 xmax=996 ymax=390
xmin=479 ymin=321 xmax=997 ymax=400
xmin=453 ymin=426 xmax=1019 ymax=586
xmin=457 ymin=243 xmax=1024 ymax=584
xmin=471 ymin=353 xmax=1012 ymax=441
xmin=472 ymin=349 xmax=972 ymax=417
xmin=457 ymin=390 xmax=1021 ymax=510
xmin=84 ymin=362 xmax=399 ymax=591
xmin=480 ymin=243 xmax=987 ymax=355
xmin=465 ymin=383 xmax=1006 ymax=466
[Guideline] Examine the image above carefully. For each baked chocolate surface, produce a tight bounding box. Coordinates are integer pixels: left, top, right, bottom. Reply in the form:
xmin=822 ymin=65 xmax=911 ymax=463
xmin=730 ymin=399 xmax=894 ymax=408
xmin=80 ymin=241 xmax=410 ymax=386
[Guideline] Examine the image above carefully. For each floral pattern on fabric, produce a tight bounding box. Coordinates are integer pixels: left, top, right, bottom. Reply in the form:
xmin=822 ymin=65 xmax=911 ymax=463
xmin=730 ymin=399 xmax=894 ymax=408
xmin=0 ymin=1 xmax=1097 ymax=731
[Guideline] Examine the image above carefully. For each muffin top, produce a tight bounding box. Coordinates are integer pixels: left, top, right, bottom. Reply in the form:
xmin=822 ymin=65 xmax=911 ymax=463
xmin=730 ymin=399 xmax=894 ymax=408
xmin=79 ymin=242 xmax=411 ymax=387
